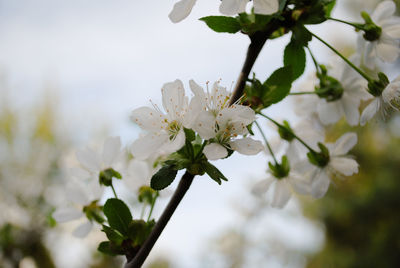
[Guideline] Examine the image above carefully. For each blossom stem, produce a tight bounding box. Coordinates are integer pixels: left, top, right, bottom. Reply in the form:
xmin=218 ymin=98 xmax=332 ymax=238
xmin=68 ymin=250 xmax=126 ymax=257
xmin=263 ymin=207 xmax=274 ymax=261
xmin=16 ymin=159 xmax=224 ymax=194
xmin=110 ymin=184 xmax=118 ymax=199
xmin=289 ymin=91 xmax=316 ymax=95
xmin=147 ymin=193 xmax=158 ymax=222
xmin=328 ymin=17 xmax=365 ymax=30
xmin=257 ymin=112 xmax=316 ymax=153
xmin=125 ymin=171 xmax=195 ymax=267
xmin=309 ymin=31 xmax=373 ymax=83
xmin=306 ymin=46 xmax=320 ymax=73
xmin=254 ymin=121 xmax=278 ymax=165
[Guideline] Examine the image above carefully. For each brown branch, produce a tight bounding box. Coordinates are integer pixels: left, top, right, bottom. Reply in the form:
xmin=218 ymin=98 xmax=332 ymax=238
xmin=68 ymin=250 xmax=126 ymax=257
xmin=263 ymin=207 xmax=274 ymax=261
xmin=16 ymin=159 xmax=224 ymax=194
xmin=125 ymin=171 xmax=195 ymax=268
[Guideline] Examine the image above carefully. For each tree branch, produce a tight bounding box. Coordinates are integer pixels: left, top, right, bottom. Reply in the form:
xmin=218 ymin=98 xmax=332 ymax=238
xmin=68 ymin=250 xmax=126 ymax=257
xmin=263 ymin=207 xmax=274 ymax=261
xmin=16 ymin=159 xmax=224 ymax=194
xmin=125 ymin=171 xmax=195 ymax=268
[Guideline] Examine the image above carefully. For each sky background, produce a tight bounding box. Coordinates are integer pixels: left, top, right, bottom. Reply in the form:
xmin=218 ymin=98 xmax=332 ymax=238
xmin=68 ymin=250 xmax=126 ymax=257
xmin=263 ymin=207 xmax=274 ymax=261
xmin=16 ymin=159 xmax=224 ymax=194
xmin=0 ymin=0 xmax=380 ymax=267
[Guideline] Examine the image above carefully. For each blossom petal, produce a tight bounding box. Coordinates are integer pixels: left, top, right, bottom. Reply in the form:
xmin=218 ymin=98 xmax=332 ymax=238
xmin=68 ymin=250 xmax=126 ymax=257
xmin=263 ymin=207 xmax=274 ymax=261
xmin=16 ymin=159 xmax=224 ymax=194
xmin=131 ymin=107 xmax=165 ymax=132
xmin=330 ymin=157 xmax=359 ymax=176
xmin=162 ymin=129 xmax=186 ymax=153
xmin=372 ymin=1 xmax=396 ymax=22
xmin=72 ymin=221 xmax=93 ymax=238
xmin=161 ymin=79 xmax=186 ymax=120
xmin=288 ymin=173 xmax=311 ymax=195
xmin=76 ymin=148 xmax=101 ymax=172
xmin=229 ymin=138 xmax=264 ymax=155
xmin=311 ymin=170 xmax=330 ymax=199
xmin=131 ymin=133 xmax=169 ymax=160
xmin=102 ymin=136 xmax=121 ymax=167
xmin=376 ymin=41 xmax=400 ymax=63
xmin=360 ymin=98 xmax=380 ymax=126
xmin=317 ymin=100 xmax=342 ymax=125
xmin=251 ymin=176 xmax=274 ymax=196
xmin=220 ymin=0 xmax=248 ymax=15
xmin=253 ymin=0 xmax=279 ymax=15
xmin=332 ymin=132 xmax=357 ymax=156
xmin=384 ymin=23 xmax=400 ymax=39
xmin=168 ymin=0 xmax=197 ymax=23
xmin=203 ymin=143 xmax=228 ymax=160
xmin=66 ymin=185 xmax=89 ymax=205
xmin=193 ymin=111 xmax=216 ymax=139
xmin=342 ymin=97 xmax=361 ymax=126
xmin=271 ymin=180 xmax=292 ymax=208
xmin=53 ymin=208 xmax=83 ymax=223
xmin=125 ymin=160 xmax=150 ymax=191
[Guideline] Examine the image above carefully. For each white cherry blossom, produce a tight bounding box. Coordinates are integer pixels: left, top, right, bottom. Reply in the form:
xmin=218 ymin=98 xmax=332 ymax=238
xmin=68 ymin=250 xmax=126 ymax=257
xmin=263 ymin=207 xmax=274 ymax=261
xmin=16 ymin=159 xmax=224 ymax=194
xmin=316 ymin=59 xmax=371 ymax=126
xmin=308 ymin=133 xmax=359 ymax=199
xmin=252 ymin=154 xmax=311 ymax=209
xmin=357 ymin=1 xmax=400 ymax=68
xmin=73 ymin=136 xmax=122 ymax=181
xmin=220 ymin=0 xmax=279 ymax=16
xmin=131 ymin=80 xmax=198 ymax=160
xmin=190 ymin=80 xmax=263 ymax=160
xmin=360 ymin=75 xmax=400 ymax=125
xmin=169 ymin=0 xmax=279 ymax=23
xmin=53 ymin=180 xmax=103 ymax=238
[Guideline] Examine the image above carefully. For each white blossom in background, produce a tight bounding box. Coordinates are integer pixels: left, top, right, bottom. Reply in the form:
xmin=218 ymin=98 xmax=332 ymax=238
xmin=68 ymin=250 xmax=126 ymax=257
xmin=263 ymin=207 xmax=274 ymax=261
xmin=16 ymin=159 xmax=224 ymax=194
xmin=53 ymin=180 xmax=103 ymax=238
xmin=316 ymin=59 xmax=371 ymax=126
xmin=220 ymin=0 xmax=279 ymax=16
xmin=131 ymin=79 xmax=199 ymax=160
xmin=357 ymin=0 xmax=400 ymax=69
xmin=252 ymin=154 xmax=311 ymax=209
xmin=169 ymin=0 xmax=279 ymax=23
xmin=308 ymin=133 xmax=359 ymax=199
xmin=74 ymin=136 xmax=122 ymax=181
xmin=360 ymin=75 xmax=400 ymax=125
xmin=190 ymin=79 xmax=263 ymax=160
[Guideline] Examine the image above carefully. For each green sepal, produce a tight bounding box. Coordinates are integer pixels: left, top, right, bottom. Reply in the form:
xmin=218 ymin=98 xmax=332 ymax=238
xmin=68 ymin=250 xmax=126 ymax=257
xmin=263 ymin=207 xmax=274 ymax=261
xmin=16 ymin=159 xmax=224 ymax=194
xmin=277 ymin=120 xmax=295 ymax=142
xmin=204 ymin=162 xmax=228 ymax=185
xmin=103 ymin=198 xmax=132 ymax=236
xmin=99 ymin=168 xmax=122 ymax=187
xmin=138 ymin=186 xmax=158 ymax=205
xmin=199 ymin=16 xmax=241 ymax=34
xmin=268 ymin=155 xmax=290 ymax=179
xmin=150 ymin=165 xmax=178 ymax=190
xmin=307 ymin=142 xmax=330 ymax=167
xmin=127 ymin=219 xmax=155 ymax=246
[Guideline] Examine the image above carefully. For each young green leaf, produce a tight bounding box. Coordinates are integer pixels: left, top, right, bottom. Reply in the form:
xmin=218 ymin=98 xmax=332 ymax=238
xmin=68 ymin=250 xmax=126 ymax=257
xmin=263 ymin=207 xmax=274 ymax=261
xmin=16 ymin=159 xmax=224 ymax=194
xmin=284 ymin=42 xmax=306 ymax=80
xmin=150 ymin=165 xmax=178 ymax=190
xmin=204 ymin=162 xmax=228 ymax=185
xmin=103 ymin=198 xmax=132 ymax=236
xmin=97 ymin=241 xmax=124 ymax=256
xmin=102 ymin=225 xmax=124 ymax=245
xmin=199 ymin=16 xmax=241 ymax=34
xmin=263 ymin=66 xmax=293 ymax=105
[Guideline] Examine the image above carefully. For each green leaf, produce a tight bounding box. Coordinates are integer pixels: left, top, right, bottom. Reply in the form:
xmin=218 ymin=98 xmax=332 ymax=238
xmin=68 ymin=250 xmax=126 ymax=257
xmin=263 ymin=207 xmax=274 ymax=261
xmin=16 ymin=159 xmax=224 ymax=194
xmin=103 ymin=198 xmax=132 ymax=236
xmin=102 ymin=225 xmax=124 ymax=245
xmin=150 ymin=165 xmax=178 ymax=190
xmin=200 ymin=16 xmax=241 ymax=34
xmin=284 ymin=41 xmax=306 ymax=80
xmin=291 ymin=25 xmax=312 ymax=47
xmin=97 ymin=241 xmax=124 ymax=256
xmin=204 ymin=162 xmax=228 ymax=185
xmin=263 ymin=66 xmax=293 ymax=105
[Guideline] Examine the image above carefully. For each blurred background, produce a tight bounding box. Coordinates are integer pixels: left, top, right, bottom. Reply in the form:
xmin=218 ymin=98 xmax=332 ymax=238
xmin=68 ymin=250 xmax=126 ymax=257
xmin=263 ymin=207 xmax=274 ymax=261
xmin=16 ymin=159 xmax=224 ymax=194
xmin=0 ymin=0 xmax=399 ymax=267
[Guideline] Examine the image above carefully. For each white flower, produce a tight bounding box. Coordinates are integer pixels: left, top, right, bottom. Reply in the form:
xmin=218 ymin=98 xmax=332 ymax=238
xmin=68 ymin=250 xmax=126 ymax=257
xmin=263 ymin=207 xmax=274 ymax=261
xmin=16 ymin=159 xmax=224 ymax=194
xmin=168 ymin=0 xmax=279 ymax=23
xmin=74 ymin=136 xmax=122 ymax=181
xmin=357 ymin=1 xmax=400 ymax=68
xmin=360 ymin=75 xmax=400 ymax=125
xmin=220 ymin=0 xmax=279 ymax=16
xmin=316 ymin=59 xmax=371 ymax=126
xmin=252 ymin=155 xmax=310 ymax=209
xmin=308 ymin=133 xmax=359 ymax=199
xmin=53 ymin=180 xmax=103 ymax=238
xmin=190 ymin=80 xmax=263 ymax=160
xmin=131 ymin=79 xmax=199 ymax=160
